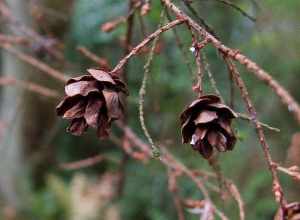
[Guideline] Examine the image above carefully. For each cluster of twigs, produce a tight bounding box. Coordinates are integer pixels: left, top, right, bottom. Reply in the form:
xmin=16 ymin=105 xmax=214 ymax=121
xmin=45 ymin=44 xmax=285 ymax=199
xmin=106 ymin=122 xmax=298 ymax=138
xmin=1 ymin=0 xmax=300 ymax=219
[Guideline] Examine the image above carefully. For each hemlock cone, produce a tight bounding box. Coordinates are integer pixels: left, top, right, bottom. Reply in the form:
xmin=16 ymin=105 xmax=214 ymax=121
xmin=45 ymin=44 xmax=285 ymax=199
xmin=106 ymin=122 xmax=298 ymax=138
xmin=180 ymin=95 xmax=237 ymax=158
xmin=274 ymin=202 xmax=300 ymax=220
xmin=56 ymin=69 xmax=128 ymax=138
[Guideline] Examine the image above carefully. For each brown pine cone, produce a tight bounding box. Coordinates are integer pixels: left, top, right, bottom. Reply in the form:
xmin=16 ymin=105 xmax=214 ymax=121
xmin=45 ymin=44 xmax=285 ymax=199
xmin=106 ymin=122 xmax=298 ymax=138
xmin=274 ymin=202 xmax=300 ymax=220
xmin=56 ymin=69 xmax=128 ymax=138
xmin=180 ymin=95 xmax=237 ymax=159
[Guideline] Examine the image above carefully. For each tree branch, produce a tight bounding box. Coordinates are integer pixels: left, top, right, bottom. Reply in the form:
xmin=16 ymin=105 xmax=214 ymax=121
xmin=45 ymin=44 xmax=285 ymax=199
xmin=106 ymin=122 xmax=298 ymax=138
xmin=161 ymin=0 xmax=300 ymax=124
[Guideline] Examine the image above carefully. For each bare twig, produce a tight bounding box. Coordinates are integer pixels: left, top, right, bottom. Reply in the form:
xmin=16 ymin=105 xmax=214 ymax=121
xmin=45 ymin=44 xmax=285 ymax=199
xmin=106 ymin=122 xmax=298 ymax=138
xmin=0 ymin=1 xmax=64 ymax=60
xmin=181 ymin=0 xmax=219 ymax=38
xmin=60 ymin=154 xmax=119 ymax=170
xmin=275 ymin=164 xmax=300 ymax=182
xmin=77 ymin=46 xmax=110 ymax=69
xmin=161 ymin=0 xmax=300 ymax=124
xmin=165 ymin=9 xmax=194 ymax=76
xmin=0 ymin=42 xmax=67 ymax=82
xmin=167 ymin=168 xmax=186 ymax=220
xmin=225 ymin=180 xmax=245 ymax=220
xmin=0 ymin=76 xmax=59 ymax=98
xmin=194 ymin=48 xmax=204 ymax=95
xmin=139 ymin=11 xmax=165 ymax=158
xmin=223 ymin=57 xmax=285 ymax=207
xmin=237 ymin=113 xmax=280 ymax=132
xmin=203 ymin=54 xmax=279 ymax=132
xmin=213 ymin=0 xmax=256 ymax=22
xmin=100 ymin=0 xmax=141 ymax=33
xmin=110 ymin=18 xmax=186 ymax=74
xmin=0 ymin=34 xmax=28 ymax=45
xmin=117 ymin=122 xmax=229 ymax=220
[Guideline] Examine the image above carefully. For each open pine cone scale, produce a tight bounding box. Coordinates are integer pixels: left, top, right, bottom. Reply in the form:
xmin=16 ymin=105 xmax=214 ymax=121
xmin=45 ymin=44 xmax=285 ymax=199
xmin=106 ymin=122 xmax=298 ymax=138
xmin=56 ymin=69 xmax=127 ymax=138
xmin=180 ymin=95 xmax=237 ymax=159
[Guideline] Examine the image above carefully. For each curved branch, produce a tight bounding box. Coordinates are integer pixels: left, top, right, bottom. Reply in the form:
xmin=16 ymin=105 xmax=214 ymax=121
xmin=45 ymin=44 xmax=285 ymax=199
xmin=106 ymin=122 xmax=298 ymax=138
xmin=161 ymin=0 xmax=300 ymax=124
xmin=110 ymin=18 xmax=185 ymax=74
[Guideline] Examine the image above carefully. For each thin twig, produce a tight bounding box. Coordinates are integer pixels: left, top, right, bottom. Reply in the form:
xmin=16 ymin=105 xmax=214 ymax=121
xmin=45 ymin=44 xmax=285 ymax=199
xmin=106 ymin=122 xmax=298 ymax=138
xmin=181 ymin=0 xmax=219 ymax=38
xmin=161 ymin=0 xmax=300 ymax=124
xmin=117 ymin=122 xmax=229 ymax=219
xmin=110 ymin=18 xmax=186 ymax=74
xmin=214 ymin=0 xmax=256 ymax=22
xmin=203 ymin=54 xmax=222 ymax=98
xmin=77 ymin=46 xmax=110 ymax=69
xmin=0 ymin=34 xmax=28 ymax=45
xmin=225 ymin=180 xmax=245 ymax=220
xmin=0 ymin=42 xmax=67 ymax=82
xmin=165 ymin=9 xmax=194 ymax=76
xmin=100 ymin=1 xmax=141 ymax=33
xmin=275 ymin=164 xmax=300 ymax=182
xmin=139 ymin=11 xmax=165 ymax=158
xmin=60 ymin=154 xmax=119 ymax=170
xmin=0 ymin=1 xmax=64 ymax=60
xmin=203 ymin=54 xmax=279 ymax=132
xmin=116 ymin=0 xmax=136 ymax=197
xmin=237 ymin=113 xmax=280 ymax=132
xmin=223 ymin=57 xmax=285 ymax=207
xmin=194 ymin=48 xmax=204 ymax=96
xmin=167 ymin=168 xmax=186 ymax=220
xmin=0 ymin=76 xmax=59 ymax=98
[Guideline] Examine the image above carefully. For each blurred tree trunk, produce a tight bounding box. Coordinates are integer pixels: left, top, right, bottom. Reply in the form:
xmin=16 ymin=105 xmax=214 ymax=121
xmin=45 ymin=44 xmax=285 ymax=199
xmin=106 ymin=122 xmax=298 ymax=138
xmin=0 ymin=0 xmax=62 ymax=210
xmin=0 ymin=0 xmax=30 ymax=209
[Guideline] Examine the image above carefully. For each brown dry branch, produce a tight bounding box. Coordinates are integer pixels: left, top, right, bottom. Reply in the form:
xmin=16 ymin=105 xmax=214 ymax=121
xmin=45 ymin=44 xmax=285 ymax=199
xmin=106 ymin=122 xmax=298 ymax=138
xmin=203 ymin=55 xmax=280 ymax=133
xmin=224 ymin=58 xmax=286 ymax=207
xmin=172 ymin=194 xmax=186 ymax=220
xmin=167 ymin=168 xmax=186 ymax=220
xmin=137 ymin=11 xmax=147 ymax=37
xmin=0 ymin=45 xmax=230 ymax=218
xmin=203 ymin=53 xmax=223 ymax=99
xmin=0 ymin=1 xmax=64 ymax=60
xmin=237 ymin=113 xmax=280 ymax=132
xmin=165 ymin=9 xmax=194 ymax=76
xmin=60 ymin=154 xmax=119 ymax=170
xmin=138 ymin=10 xmax=166 ymax=158
xmin=109 ymin=18 xmax=186 ymax=74
xmin=115 ymin=0 xmax=136 ymax=197
xmin=225 ymin=180 xmax=245 ymax=220
xmin=101 ymin=0 xmax=141 ymax=33
xmin=0 ymin=42 xmax=67 ymax=82
xmin=286 ymin=132 xmax=300 ymax=166
xmin=192 ymin=39 xmax=212 ymax=96
xmin=40 ymin=18 xmax=238 ymax=217
xmin=161 ymin=0 xmax=300 ymax=124
xmin=181 ymin=0 xmax=219 ymax=38
xmin=110 ymin=132 xmax=149 ymax=163
xmin=3 ymin=0 xmax=296 ymax=217
xmin=77 ymin=46 xmax=110 ymax=69
xmin=194 ymin=46 xmax=204 ymax=95
xmin=275 ymin=164 xmax=300 ymax=182
xmin=213 ymin=0 xmax=256 ymax=22
xmin=117 ymin=122 xmax=229 ymax=220
xmin=207 ymin=155 xmax=245 ymax=220
xmin=30 ymin=3 xmax=68 ymax=22
xmin=140 ymin=1 xmax=151 ymax=16
xmin=101 ymin=17 xmax=126 ymax=33
xmin=0 ymin=76 xmax=59 ymax=98
xmin=0 ymin=34 xmax=28 ymax=45
xmin=208 ymin=156 xmax=227 ymax=198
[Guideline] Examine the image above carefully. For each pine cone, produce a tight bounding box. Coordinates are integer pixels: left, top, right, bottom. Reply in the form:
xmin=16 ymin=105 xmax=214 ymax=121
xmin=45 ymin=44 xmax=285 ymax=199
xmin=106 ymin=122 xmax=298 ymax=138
xmin=180 ymin=95 xmax=237 ymax=159
xmin=274 ymin=202 xmax=300 ymax=220
xmin=56 ymin=69 xmax=128 ymax=138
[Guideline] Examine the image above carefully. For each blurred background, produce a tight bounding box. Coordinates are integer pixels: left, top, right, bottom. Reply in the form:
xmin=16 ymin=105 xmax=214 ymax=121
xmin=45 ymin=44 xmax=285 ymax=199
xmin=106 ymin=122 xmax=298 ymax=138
xmin=0 ymin=0 xmax=299 ymax=219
